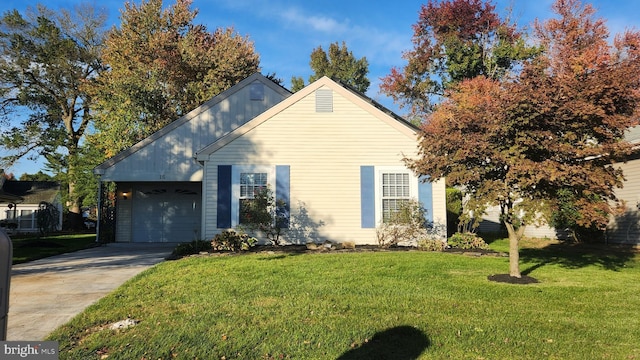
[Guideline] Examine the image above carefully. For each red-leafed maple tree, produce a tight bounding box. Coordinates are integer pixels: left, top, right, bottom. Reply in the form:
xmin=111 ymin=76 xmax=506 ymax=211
xmin=406 ymin=0 xmax=640 ymax=277
xmin=380 ymin=0 xmax=537 ymax=121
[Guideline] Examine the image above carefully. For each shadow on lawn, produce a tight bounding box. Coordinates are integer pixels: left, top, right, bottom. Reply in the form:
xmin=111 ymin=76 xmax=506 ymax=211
xmin=520 ymin=242 xmax=637 ymax=275
xmin=336 ymin=325 xmax=430 ymax=360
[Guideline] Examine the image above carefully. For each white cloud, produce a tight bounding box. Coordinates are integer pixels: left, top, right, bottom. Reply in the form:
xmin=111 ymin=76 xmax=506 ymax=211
xmin=280 ymin=8 xmax=349 ymax=34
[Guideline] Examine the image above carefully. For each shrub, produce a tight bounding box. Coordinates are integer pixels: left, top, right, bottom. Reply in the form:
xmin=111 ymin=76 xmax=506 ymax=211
xmin=37 ymin=201 xmax=60 ymax=235
xmin=240 ymin=187 xmax=288 ymax=245
xmin=376 ymin=199 xmax=447 ymax=248
xmin=173 ymin=240 xmax=212 ymax=256
xmin=0 ymin=220 xmax=17 ymax=230
xmin=446 ymin=187 xmax=462 ymax=236
xmin=211 ymin=229 xmax=257 ymax=252
xmin=417 ymin=238 xmax=447 ymax=251
xmin=447 ymin=232 xmax=489 ymax=250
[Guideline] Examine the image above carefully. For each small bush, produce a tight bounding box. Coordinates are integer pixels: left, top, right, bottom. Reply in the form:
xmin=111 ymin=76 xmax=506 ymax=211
xmin=341 ymin=241 xmax=356 ymax=249
xmin=239 ymin=187 xmax=288 ymax=245
xmin=173 ymin=240 xmax=212 ymax=256
xmin=211 ymin=229 xmax=257 ymax=252
xmin=417 ymin=238 xmax=447 ymax=251
xmin=448 ymin=232 xmax=489 ymax=250
xmin=446 ymin=187 xmax=462 ymax=236
xmin=376 ymin=199 xmax=428 ymax=248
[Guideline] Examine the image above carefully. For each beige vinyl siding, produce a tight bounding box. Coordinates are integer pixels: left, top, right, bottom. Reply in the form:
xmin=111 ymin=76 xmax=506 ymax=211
xmin=203 ymin=85 xmax=446 ymax=244
xmin=478 ymin=205 xmax=561 ymax=239
xmin=608 ymin=158 xmax=640 ymax=244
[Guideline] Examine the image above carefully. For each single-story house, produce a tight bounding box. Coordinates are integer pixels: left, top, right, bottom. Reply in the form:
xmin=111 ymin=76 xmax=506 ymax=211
xmin=94 ymin=73 xmax=447 ymax=244
xmin=0 ymin=173 xmax=62 ymax=233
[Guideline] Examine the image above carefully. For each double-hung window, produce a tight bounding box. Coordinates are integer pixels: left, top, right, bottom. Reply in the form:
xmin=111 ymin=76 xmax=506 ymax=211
xmin=239 ymin=172 xmax=268 ymax=224
xmin=381 ymin=173 xmax=411 ymax=222
xmin=361 ymin=166 xmax=433 ymax=229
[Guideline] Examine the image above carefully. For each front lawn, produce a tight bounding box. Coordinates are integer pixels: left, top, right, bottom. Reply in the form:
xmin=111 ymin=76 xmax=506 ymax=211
xmin=48 ymin=242 xmax=639 ymax=359
xmin=10 ymin=233 xmax=97 ymax=264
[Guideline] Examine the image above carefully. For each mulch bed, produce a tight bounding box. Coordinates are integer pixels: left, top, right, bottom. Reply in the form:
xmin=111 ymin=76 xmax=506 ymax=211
xmin=487 ymin=274 xmax=540 ymax=284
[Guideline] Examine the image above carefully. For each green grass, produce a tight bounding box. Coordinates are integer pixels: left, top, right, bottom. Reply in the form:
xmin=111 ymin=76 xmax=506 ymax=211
xmin=48 ymin=242 xmax=640 ymax=359
xmin=10 ymin=233 xmax=97 ymax=264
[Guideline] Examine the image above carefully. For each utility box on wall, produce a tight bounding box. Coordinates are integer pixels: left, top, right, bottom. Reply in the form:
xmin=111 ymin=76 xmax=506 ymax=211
xmin=0 ymin=230 xmax=12 ymax=341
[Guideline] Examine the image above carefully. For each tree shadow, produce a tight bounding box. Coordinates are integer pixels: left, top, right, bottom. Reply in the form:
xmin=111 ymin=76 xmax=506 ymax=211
xmin=336 ymin=325 xmax=430 ymax=360
xmin=287 ymin=201 xmax=326 ymax=245
xmin=520 ymin=242 xmax=637 ymax=276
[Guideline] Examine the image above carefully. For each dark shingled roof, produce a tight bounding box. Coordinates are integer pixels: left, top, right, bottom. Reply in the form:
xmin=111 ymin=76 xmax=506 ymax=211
xmin=0 ymin=181 xmax=60 ymax=204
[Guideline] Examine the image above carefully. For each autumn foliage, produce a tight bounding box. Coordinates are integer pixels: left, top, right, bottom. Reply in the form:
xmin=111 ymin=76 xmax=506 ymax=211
xmin=405 ymin=0 xmax=640 ymax=277
xmin=91 ymin=0 xmax=260 ymax=156
xmin=380 ymin=0 xmax=536 ymax=118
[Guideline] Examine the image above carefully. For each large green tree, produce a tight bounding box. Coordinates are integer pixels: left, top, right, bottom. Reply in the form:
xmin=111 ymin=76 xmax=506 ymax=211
xmin=408 ymin=0 xmax=640 ymax=277
xmin=380 ymin=0 xmax=537 ymax=118
xmin=91 ymin=0 xmax=260 ymax=157
xmin=291 ymin=41 xmax=369 ymax=92
xmin=0 ymin=4 xmax=106 ymax=228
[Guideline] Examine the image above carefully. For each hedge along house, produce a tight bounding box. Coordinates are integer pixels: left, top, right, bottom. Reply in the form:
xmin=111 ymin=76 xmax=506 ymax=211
xmin=95 ymin=73 xmax=447 ymax=244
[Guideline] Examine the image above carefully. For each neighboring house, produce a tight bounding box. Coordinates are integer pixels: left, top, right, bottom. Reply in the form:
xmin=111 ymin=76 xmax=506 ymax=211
xmin=94 ymin=73 xmax=447 ymax=244
xmin=0 ymin=173 xmax=62 ymax=233
xmin=477 ymin=126 xmax=640 ymax=245
xmin=606 ymin=126 xmax=640 ymax=244
xmin=477 ymin=207 xmax=562 ymax=240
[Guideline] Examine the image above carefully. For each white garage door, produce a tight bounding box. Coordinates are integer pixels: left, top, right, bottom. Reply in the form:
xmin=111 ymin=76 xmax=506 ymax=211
xmin=132 ymin=183 xmax=201 ymax=242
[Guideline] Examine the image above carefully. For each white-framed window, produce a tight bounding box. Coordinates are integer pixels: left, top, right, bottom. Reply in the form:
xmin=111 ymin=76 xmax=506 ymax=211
xmin=374 ymin=167 xmax=419 ymax=225
xmin=381 ymin=173 xmax=411 ymax=222
xmin=231 ymin=165 xmax=275 ymax=227
xmin=239 ymin=172 xmax=268 ymax=224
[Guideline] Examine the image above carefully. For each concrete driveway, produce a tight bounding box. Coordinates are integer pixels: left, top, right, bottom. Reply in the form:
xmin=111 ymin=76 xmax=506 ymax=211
xmin=7 ymin=242 xmax=175 ymax=341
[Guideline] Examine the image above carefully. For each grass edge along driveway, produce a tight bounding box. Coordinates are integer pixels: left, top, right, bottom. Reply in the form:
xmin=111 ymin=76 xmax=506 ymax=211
xmin=48 ymin=241 xmax=640 ymax=359
xmin=11 ymin=233 xmax=97 ymax=264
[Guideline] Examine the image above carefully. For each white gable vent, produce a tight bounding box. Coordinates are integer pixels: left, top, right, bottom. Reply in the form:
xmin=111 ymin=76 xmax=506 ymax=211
xmin=250 ymin=83 xmax=264 ymax=101
xmin=315 ymin=89 xmax=333 ymax=112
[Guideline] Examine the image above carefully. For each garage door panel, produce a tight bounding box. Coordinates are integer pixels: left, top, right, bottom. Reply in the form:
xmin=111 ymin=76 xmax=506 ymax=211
xmin=132 ymin=183 xmax=201 ymax=242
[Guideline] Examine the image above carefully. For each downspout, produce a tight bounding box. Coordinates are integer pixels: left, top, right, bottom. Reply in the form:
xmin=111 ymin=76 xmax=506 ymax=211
xmin=195 ymin=155 xmax=206 ymax=243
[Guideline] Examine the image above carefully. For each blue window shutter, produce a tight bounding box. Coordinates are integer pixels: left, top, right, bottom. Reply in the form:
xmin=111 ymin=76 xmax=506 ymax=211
xmin=360 ymin=166 xmax=375 ymax=228
xmin=276 ymin=165 xmax=290 ymax=228
xmin=419 ymin=176 xmax=433 ymax=223
xmin=217 ymin=165 xmax=232 ymax=228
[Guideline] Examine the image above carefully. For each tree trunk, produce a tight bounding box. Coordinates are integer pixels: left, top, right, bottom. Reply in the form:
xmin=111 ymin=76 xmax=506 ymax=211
xmin=67 ymin=178 xmax=84 ymax=230
xmin=504 ymin=222 xmax=524 ymax=278
xmin=66 ymin=146 xmax=84 ymax=231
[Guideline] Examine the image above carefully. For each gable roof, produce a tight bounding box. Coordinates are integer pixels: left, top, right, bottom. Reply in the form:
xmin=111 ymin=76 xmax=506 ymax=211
xmin=0 ymin=181 xmax=60 ymax=204
xmin=195 ymin=76 xmax=418 ymax=160
xmin=95 ymin=73 xmax=292 ymax=173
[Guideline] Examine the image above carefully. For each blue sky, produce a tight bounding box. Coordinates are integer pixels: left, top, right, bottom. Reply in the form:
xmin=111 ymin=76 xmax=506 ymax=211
xmin=1 ymin=0 xmax=640 ymax=177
